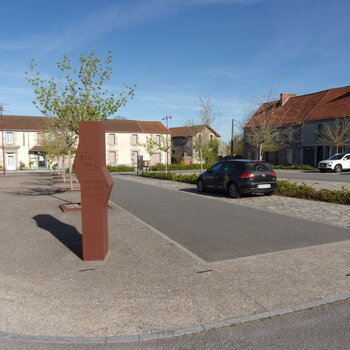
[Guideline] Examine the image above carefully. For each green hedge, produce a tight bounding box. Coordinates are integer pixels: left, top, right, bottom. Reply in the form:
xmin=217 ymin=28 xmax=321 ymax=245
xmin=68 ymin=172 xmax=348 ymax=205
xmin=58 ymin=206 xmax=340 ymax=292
xmin=150 ymin=163 xmax=215 ymax=171
xmin=272 ymin=164 xmax=316 ymax=170
xmin=107 ymin=165 xmax=135 ymax=172
xmin=277 ymin=180 xmax=350 ymax=205
xmin=140 ymin=172 xmax=198 ymax=184
xmin=141 ymin=172 xmax=350 ymax=205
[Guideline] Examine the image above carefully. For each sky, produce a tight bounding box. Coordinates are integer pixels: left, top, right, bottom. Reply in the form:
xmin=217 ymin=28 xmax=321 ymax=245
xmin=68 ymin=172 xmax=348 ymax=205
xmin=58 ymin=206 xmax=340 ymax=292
xmin=0 ymin=0 xmax=349 ymax=141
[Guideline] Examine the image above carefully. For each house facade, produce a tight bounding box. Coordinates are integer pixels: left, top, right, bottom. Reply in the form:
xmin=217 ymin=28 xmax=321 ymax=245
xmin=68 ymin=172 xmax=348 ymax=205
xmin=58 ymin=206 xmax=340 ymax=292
xmin=0 ymin=115 xmax=170 ymax=170
xmin=244 ymin=86 xmax=350 ymax=166
xmin=170 ymin=125 xmax=221 ymax=164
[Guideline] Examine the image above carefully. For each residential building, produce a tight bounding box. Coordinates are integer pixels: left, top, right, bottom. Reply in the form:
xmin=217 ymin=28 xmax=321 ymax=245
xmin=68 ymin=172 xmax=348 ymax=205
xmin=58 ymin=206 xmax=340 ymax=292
xmin=0 ymin=115 xmax=170 ymax=170
xmin=170 ymin=124 xmax=221 ymax=163
xmin=244 ymin=86 xmax=350 ymax=166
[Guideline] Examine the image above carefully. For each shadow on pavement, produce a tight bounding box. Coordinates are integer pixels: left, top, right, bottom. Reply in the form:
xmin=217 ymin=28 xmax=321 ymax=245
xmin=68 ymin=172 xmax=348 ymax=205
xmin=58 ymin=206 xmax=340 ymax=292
xmin=33 ymin=214 xmax=82 ymax=259
xmin=179 ymin=187 xmax=265 ymax=199
xmin=7 ymin=187 xmax=73 ymax=203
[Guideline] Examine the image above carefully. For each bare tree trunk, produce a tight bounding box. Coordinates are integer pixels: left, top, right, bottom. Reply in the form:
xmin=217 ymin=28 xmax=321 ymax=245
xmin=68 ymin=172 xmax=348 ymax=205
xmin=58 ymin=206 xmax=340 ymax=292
xmin=165 ymin=152 xmax=168 ymax=173
xmin=259 ymin=144 xmax=263 ymax=160
xmin=200 ymin=149 xmax=203 ymax=172
xmin=68 ymin=150 xmax=73 ymax=190
xmin=61 ymin=155 xmax=66 ymax=182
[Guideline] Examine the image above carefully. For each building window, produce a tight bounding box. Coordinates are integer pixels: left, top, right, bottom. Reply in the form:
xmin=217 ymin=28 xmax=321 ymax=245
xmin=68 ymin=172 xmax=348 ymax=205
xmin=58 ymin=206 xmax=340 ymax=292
xmin=23 ymin=133 xmax=25 ymax=146
xmin=131 ymin=134 xmax=138 ymax=145
xmin=155 ymin=135 xmax=161 ymax=144
xmin=108 ymin=134 xmax=116 ymax=145
xmin=108 ymin=151 xmax=117 ymax=164
xmin=6 ymin=132 xmax=14 ymax=144
xmin=288 ymin=131 xmax=293 ymax=142
xmin=210 ymin=134 xmax=214 ymax=140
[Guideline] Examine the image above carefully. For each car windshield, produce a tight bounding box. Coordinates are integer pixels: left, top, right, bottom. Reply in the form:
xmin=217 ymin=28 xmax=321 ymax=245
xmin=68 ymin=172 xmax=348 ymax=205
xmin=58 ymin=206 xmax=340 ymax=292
xmin=329 ymin=154 xmax=345 ymax=160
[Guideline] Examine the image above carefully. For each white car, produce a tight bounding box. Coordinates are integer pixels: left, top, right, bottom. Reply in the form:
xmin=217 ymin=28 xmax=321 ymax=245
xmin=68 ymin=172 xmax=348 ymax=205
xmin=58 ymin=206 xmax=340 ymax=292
xmin=318 ymin=153 xmax=350 ymax=173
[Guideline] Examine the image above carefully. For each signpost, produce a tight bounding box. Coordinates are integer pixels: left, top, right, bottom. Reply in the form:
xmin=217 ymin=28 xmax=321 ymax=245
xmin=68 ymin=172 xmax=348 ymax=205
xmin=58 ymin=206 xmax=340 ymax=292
xmin=73 ymin=122 xmax=113 ymax=261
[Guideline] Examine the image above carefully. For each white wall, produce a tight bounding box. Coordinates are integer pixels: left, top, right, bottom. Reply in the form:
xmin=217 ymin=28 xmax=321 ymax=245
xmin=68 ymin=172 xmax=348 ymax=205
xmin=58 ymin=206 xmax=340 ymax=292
xmin=105 ymin=132 xmax=171 ymax=166
xmin=0 ymin=129 xmax=171 ymax=169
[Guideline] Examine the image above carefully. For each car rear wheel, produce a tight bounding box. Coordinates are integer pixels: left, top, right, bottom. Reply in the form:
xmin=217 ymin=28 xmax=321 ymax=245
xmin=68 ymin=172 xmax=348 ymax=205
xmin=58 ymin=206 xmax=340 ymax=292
xmin=334 ymin=164 xmax=342 ymax=173
xmin=197 ymin=179 xmax=206 ymax=193
xmin=228 ymin=182 xmax=239 ymax=198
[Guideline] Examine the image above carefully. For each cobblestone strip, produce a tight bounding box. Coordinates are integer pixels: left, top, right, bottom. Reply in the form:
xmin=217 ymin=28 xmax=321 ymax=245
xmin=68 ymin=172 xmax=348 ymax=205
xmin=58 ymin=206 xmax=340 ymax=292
xmin=114 ymin=175 xmax=350 ymax=230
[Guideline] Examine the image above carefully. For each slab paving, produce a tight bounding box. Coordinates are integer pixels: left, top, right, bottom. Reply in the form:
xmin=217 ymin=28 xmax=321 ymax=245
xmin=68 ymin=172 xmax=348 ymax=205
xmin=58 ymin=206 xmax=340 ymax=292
xmin=0 ymin=173 xmax=349 ymax=341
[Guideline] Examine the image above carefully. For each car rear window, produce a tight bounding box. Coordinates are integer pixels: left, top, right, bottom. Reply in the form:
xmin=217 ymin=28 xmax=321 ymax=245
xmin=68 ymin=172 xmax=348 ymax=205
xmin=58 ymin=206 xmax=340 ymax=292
xmin=223 ymin=161 xmax=245 ymax=171
xmin=247 ymin=162 xmax=272 ymax=172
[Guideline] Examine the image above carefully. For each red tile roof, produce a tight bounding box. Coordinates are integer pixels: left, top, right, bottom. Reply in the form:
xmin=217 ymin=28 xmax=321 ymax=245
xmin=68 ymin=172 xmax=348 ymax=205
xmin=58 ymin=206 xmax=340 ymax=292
xmin=170 ymin=125 xmax=221 ymax=137
xmin=1 ymin=115 xmax=51 ymax=131
xmin=245 ymin=85 xmax=350 ymax=128
xmin=1 ymin=115 xmax=170 ymax=134
xmin=103 ymin=119 xmax=170 ymax=133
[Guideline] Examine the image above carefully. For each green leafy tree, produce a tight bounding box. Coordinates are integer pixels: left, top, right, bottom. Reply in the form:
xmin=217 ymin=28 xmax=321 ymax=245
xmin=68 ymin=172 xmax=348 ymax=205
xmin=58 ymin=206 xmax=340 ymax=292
xmin=202 ymin=138 xmax=220 ymax=163
xmin=142 ymin=136 xmax=159 ymax=171
xmin=40 ymin=131 xmax=75 ymax=182
xmin=26 ymin=51 xmax=135 ymax=188
xmin=158 ymin=135 xmax=171 ymax=172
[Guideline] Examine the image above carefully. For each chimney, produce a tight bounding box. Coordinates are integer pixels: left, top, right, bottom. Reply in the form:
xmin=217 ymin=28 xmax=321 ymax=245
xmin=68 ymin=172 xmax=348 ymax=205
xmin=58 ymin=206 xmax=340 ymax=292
xmin=280 ymin=93 xmax=296 ymax=106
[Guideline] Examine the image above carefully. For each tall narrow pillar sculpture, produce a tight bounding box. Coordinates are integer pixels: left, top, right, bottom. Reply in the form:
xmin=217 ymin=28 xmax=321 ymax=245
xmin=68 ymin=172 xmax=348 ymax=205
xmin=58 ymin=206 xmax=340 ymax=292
xmin=73 ymin=121 xmax=113 ymax=261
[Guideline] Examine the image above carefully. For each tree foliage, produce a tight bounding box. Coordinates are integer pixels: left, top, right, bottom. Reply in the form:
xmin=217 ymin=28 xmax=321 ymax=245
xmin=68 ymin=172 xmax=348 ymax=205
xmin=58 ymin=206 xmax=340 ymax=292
xmin=158 ymin=135 xmax=171 ymax=172
xmin=26 ymin=52 xmax=135 ymax=187
xmin=26 ymin=51 xmax=136 ymax=137
xmin=142 ymin=136 xmax=159 ymax=170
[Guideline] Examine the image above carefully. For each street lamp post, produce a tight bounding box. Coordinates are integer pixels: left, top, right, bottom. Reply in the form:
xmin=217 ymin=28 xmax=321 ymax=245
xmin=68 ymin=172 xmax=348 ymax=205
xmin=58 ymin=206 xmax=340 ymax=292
xmin=0 ymin=105 xmax=5 ymax=176
xmin=162 ymin=115 xmax=172 ymax=171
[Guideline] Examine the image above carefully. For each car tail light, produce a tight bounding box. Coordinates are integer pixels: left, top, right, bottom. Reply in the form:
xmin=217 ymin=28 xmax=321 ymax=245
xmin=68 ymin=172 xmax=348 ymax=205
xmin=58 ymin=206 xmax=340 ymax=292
xmin=240 ymin=173 xmax=255 ymax=178
xmin=271 ymin=172 xmax=277 ymax=177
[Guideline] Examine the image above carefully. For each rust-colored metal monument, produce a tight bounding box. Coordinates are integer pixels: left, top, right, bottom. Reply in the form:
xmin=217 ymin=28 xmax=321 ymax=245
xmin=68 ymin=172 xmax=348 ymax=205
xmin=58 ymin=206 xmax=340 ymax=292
xmin=73 ymin=121 xmax=113 ymax=261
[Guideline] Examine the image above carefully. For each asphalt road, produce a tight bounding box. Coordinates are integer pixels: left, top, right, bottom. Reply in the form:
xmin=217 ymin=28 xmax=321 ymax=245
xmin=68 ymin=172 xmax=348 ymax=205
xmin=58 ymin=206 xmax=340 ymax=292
xmin=2 ymin=298 xmax=349 ymax=349
xmin=110 ymin=177 xmax=350 ymax=262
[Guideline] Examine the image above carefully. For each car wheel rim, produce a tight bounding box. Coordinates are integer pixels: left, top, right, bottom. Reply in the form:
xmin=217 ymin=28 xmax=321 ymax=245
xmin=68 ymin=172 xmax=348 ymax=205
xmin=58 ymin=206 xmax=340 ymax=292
xmin=229 ymin=184 xmax=237 ymax=197
xmin=197 ymin=181 xmax=203 ymax=192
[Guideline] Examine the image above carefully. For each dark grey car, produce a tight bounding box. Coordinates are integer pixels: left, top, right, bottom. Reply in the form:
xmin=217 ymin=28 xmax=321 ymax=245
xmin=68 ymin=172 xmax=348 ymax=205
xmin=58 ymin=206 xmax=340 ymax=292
xmin=197 ymin=160 xmax=277 ymax=198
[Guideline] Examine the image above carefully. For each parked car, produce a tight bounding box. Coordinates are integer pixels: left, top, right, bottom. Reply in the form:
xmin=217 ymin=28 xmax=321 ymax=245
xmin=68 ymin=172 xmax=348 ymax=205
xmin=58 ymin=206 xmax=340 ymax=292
xmin=197 ymin=159 xmax=277 ymax=198
xmin=318 ymin=153 xmax=350 ymax=173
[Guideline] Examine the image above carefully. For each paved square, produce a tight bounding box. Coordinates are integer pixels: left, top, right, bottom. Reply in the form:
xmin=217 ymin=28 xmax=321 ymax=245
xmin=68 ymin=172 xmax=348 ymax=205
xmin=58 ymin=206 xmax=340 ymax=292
xmin=112 ymin=178 xmax=350 ymax=262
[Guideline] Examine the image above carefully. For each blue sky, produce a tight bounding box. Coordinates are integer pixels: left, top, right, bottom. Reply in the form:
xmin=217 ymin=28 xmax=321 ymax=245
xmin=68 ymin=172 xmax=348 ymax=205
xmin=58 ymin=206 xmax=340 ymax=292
xmin=0 ymin=0 xmax=349 ymax=141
